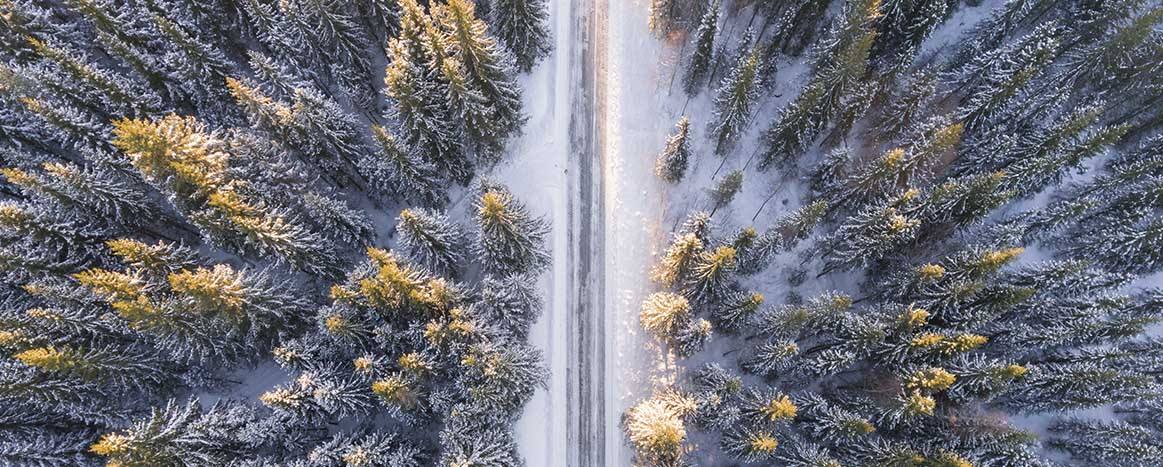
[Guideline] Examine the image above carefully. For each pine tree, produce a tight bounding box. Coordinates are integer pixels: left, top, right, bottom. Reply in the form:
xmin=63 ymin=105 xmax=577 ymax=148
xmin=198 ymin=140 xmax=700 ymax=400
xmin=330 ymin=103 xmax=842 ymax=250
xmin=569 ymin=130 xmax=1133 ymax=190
xmin=89 ymin=398 xmax=252 ymax=466
xmin=652 ymin=232 xmax=703 ymax=287
xmin=24 ymin=36 xmax=161 ymax=117
xmin=712 ymin=290 xmax=764 ymax=333
xmin=682 ymin=1 xmax=719 ymax=97
xmin=1002 ymin=123 xmax=1129 ymax=198
xmin=685 ymin=245 xmax=737 ymax=303
xmin=709 ymin=48 xmax=761 ymax=157
xmin=624 ymin=392 xmax=694 ymax=466
xmin=1048 ymin=418 xmax=1163 ymax=466
xmin=395 ymin=207 xmax=467 ymax=276
xmin=709 ymin=169 xmax=743 ymax=213
xmin=472 ymin=181 xmax=549 ymax=276
xmin=491 ymin=0 xmax=550 ymax=72
xmin=758 ymin=0 xmax=879 ymax=169
xmin=674 ymin=318 xmax=712 ymax=357
xmin=460 ymin=342 xmax=547 ymax=415
xmin=279 ymin=0 xmax=376 ymax=109
xmin=956 ymin=22 xmax=1059 ymax=130
xmin=479 ymin=272 xmax=542 ymax=340
xmin=167 ymin=263 xmax=309 ymax=337
xmin=1058 ymin=6 xmax=1163 ymax=93
xmin=640 ymin=292 xmax=691 ymax=340
xmin=435 ymin=0 xmax=525 ymax=157
xmin=14 ymin=344 xmax=169 ymax=390
xmin=997 ymin=362 xmax=1156 ymax=413
xmin=360 ymin=124 xmax=448 ymax=207
xmin=921 ymin=171 xmax=1013 ymax=233
xmin=384 ymin=35 xmax=471 ymax=184
xmin=1070 ymin=215 xmax=1163 ymax=274
xmin=655 ymin=116 xmax=692 ymax=183
xmin=149 ymin=13 xmax=237 ymax=123
xmin=1 ymin=160 xmax=162 ymax=229
xmin=823 ymin=190 xmax=922 ymax=274
xmin=300 ymin=191 xmax=375 ymax=247
xmin=870 ymin=0 xmax=948 ymax=73
xmin=110 ymin=115 xmax=342 ymax=275
xmin=871 ymin=68 xmax=938 ymax=143
xmin=439 ymin=405 xmax=523 ymax=466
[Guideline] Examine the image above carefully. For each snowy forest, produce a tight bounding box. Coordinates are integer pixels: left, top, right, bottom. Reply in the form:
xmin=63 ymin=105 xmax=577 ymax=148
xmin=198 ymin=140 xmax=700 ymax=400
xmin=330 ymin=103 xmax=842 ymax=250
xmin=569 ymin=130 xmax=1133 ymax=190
xmin=0 ymin=0 xmax=555 ymax=465
xmin=2 ymin=0 xmax=1163 ymax=465
xmin=625 ymin=0 xmax=1163 ymax=466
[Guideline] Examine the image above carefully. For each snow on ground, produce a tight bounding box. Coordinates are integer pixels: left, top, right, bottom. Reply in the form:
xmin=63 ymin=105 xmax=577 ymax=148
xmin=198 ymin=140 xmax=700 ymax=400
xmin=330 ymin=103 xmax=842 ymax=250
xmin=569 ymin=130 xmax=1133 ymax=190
xmin=504 ymin=0 xmax=572 ymax=463
xmin=602 ymin=0 xmax=686 ymax=463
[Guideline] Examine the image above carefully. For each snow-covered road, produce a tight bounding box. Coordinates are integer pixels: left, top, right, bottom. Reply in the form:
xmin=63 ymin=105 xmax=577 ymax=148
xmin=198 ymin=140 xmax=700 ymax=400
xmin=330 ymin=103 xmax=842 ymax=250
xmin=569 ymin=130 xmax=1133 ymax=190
xmin=511 ymin=0 xmax=674 ymax=465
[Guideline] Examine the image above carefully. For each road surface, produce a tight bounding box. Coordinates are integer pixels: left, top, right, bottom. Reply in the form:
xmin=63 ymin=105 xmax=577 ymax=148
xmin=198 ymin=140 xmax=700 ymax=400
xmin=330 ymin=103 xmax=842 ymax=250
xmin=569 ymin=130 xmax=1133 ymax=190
xmin=566 ymin=0 xmax=607 ymax=464
xmin=515 ymin=0 xmax=668 ymax=465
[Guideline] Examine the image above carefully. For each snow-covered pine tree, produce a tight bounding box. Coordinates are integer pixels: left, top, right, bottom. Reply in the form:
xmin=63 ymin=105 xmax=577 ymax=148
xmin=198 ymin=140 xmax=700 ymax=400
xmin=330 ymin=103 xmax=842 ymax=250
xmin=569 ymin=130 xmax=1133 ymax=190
xmin=708 ymin=46 xmax=761 ymax=157
xmin=682 ymin=1 xmax=719 ymax=97
xmin=473 ymin=180 xmax=550 ymax=276
xmin=361 ymin=124 xmax=448 ymax=207
xmin=89 ymin=398 xmax=256 ymax=465
xmin=491 ymin=0 xmax=550 ymax=72
xmin=955 ymin=22 xmax=1059 ymax=130
xmin=870 ymin=67 xmax=938 ymax=144
xmin=436 ymin=0 xmax=525 ymax=159
xmin=709 ymin=169 xmax=743 ymax=214
xmin=655 ymin=116 xmax=692 ymax=183
xmin=739 ymin=199 xmax=828 ymax=274
xmin=869 ymin=0 xmax=948 ymax=73
xmin=384 ymin=3 xmax=472 ymax=184
xmin=395 ymin=207 xmax=468 ymax=276
xmin=110 ymin=114 xmax=342 ymax=275
xmin=758 ymin=0 xmax=880 ymax=169
xmin=822 ymin=190 xmax=922 ymax=274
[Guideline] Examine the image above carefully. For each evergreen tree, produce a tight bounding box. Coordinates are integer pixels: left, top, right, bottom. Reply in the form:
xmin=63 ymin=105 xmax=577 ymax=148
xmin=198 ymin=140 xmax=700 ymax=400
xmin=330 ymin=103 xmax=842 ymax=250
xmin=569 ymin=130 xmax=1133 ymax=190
xmin=111 ymin=115 xmax=342 ymax=275
xmin=685 ymin=245 xmax=737 ymax=303
xmin=652 ymin=232 xmax=704 ymax=288
xmin=682 ymin=1 xmax=719 ymax=97
xmin=1069 ymin=214 xmax=1163 ymax=274
xmin=395 ymin=207 xmax=467 ymax=276
xmin=956 ymin=22 xmax=1059 ymax=130
xmin=712 ymin=290 xmax=764 ymax=333
xmin=1048 ymin=418 xmax=1163 ymax=466
xmin=473 ymin=181 xmax=549 ymax=275
xmin=655 ymin=116 xmax=692 ymax=183
xmin=89 ymin=398 xmax=252 ymax=466
xmin=435 ymin=0 xmax=525 ymax=157
xmin=823 ymin=190 xmax=922 ymax=273
xmin=491 ymin=0 xmax=550 ymax=72
xmin=384 ymin=32 xmax=471 ymax=184
xmin=624 ymin=392 xmax=694 ymax=466
xmin=709 ymin=48 xmax=761 ymax=157
xmin=479 ymin=272 xmax=542 ymax=340
xmin=360 ymin=125 xmax=448 ymax=207
xmin=871 ymin=68 xmax=938 ymax=143
xmin=758 ymin=0 xmax=880 ymax=169
xmin=1 ymin=160 xmax=163 ymax=229
xmin=870 ymin=0 xmax=948 ymax=73
xmin=641 ymin=291 xmax=691 ymax=340
xmin=709 ymin=169 xmax=743 ymax=213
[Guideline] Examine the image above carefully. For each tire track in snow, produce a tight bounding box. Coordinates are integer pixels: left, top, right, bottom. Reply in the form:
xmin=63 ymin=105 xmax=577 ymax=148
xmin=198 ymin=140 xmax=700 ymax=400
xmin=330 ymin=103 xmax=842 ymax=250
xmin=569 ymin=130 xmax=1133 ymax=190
xmin=567 ymin=0 xmax=607 ymax=464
